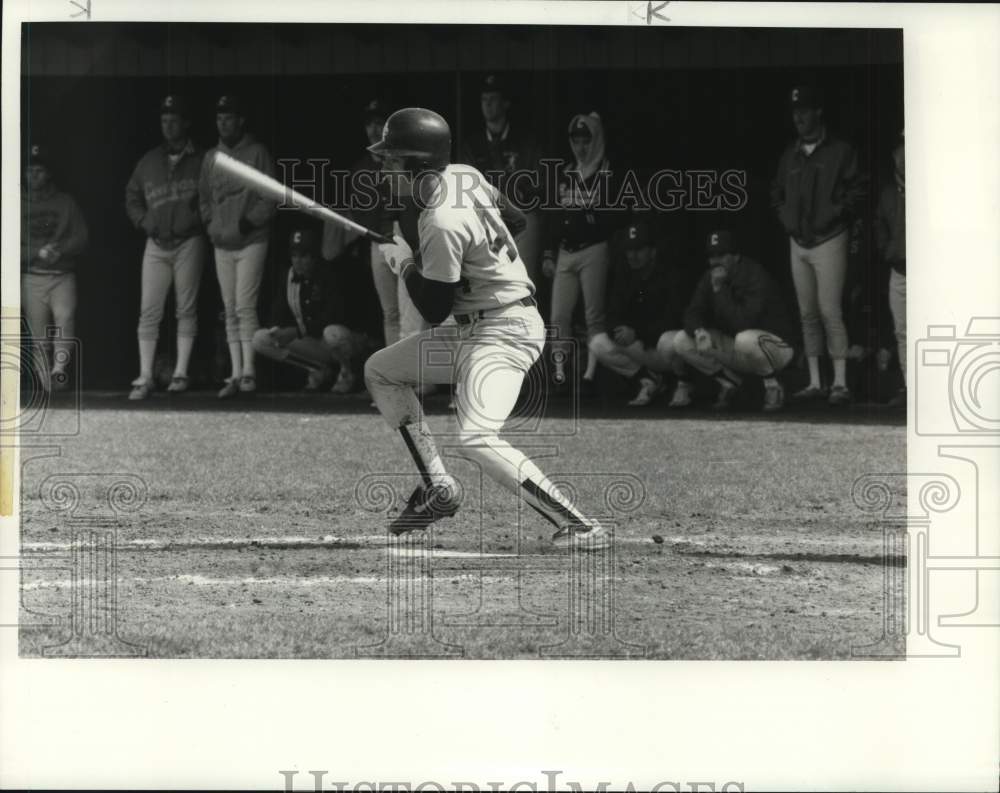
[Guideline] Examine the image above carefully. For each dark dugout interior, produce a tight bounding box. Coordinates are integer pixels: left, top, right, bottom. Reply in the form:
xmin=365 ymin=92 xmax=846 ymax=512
xmin=20 ymin=23 xmax=903 ymax=390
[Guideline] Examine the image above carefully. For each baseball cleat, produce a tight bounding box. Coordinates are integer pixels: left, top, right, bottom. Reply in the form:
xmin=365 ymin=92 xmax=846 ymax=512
xmin=239 ymin=375 xmax=257 ymax=393
xmin=712 ymin=382 xmax=738 ymax=411
xmin=218 ymin=378 xmax=240 ymax=399
xmin=762 ymin=382 xmax=785 ymax=412
xmin=627 ymin=376 xmax=662 ymax=407
xmin=330 ymin=368 xmax=356 ymax=394
xmin=129 ymin=380 xmax=153 ymax=401
xmin=551 ymin=519 xmax=610 ymax=551
xmin=130 ymin=375 xmax=147 ymax=387
xmin=668 ymin=380 xmax=694 ymax=408
xmin=166 ymin=375 xmax=189 ymax=393
xmin=792 ymin=384 xmax=827 ymax=401
xmin=828 ymin=385 xmax=852 ymax=406
xmin=388 ymin=483 xmax=462 ymax=536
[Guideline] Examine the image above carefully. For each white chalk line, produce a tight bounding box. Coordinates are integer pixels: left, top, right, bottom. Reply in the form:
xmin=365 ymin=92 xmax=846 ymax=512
xmin=20 ymin=572 xmax=526 ymax=591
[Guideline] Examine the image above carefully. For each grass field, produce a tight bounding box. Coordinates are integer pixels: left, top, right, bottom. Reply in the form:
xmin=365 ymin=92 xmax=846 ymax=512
xmin=17 ymin=391 xmax=906 ymax=659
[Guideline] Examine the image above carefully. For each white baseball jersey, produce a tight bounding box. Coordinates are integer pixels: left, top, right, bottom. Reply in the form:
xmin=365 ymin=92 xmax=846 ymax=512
xmin=417 ymin=164 xmax=535 ymax=315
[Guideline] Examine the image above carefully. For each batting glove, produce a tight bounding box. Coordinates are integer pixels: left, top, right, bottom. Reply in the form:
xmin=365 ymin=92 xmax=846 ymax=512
xmin=379 ymin=235 xmax=414 ymax=276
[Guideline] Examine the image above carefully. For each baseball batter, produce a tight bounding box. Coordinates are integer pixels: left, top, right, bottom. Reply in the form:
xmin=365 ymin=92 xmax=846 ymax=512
xmin=363 ymin=108 xmax=607 ymax=551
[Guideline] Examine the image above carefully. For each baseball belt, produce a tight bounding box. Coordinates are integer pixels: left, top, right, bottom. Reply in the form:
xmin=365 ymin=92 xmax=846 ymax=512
xmin=453 ymin=296 xmax=537 ymax=325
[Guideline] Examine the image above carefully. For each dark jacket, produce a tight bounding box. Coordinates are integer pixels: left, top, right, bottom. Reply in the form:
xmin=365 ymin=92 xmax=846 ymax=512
xmin=544 ymin=160 xmax=625 ymax=257
xmin=21 ymin=185 xmax=89 ymax=274
xmin=459 ymin=122 xmax=543 ymax=210
xmin=771 ymin=132 xmax=867 ymax=249
xmin=271 ymin=264 xmax=346 ymax=339
xmin=607 ymin=258 xmax=690 ymax=346
xmin=684 ymin=255 xmax=796 ymax=341
xmin=876 ymin=182 xmax=906 ymax=275
xmin=125 ymin=140 xmax=205 ymax=249
xmin=199 ymin=133 xmax=277 ymax=250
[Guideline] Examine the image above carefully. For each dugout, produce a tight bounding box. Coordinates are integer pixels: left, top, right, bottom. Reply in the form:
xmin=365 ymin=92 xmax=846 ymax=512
xmin=19 ymin=23 xmax=903 ymax=391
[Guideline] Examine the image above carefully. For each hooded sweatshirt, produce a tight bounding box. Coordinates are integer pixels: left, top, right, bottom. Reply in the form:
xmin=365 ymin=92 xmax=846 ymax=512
xmin=21 ymin=183 xmax=89 ymax=274
xmin=199 ymin=132 xmax=277 ymax=250
xmin=125 ymin=139 xmax=205 ymax=249
xmin=544 ymin=113 xmax=623 ymax=256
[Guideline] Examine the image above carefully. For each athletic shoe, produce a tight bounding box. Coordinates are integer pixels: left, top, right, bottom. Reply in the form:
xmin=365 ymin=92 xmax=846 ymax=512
xmin=828 ymin=385 xmax=852 ymax=406
xmin=792 ymin=384 xmax=828 ymax=401
xmin=129 ymin=380 xmax=153 ymax=401
xmin=130 ymin=375 xmax=147 ymax=387
xmin=627 ymin=376 xmax=661 ymax=407
xmin=712 ymin=382 xmax=738 ymax=411
xmin=330 ymin=367 xmax=356 ymax=395
xmin=762 ymin=382 xmax=785 ymax=412
xmin=388 ymin=483 xmax=462 ymax=536
xmin=668 ymin=380 xmax=694 ymax=408
xmin=166 ymin=375 xmax=189 ymax=393
xmin=304 ymin=367 xmax=333 ymax=393
xmin=217 ymin=378 xmax=239 ymax=399
xmin=551 ymin=519 xmax=610 ymax=551
xmin=887 ymin=386 xmax=907 ymax=408
xmin=239 ymin=375 xmax=257 ymax=393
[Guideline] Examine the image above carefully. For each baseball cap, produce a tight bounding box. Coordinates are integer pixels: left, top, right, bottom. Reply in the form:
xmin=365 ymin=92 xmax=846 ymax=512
xmin=789 ymin=83 xmax=823 ymax=109
xmin=289 ymin=228 xmax=317 ymax=254
xmin=706 ymin=230 xmax=735 ymax=256
xmin=624 ymin=221 xmax=654 ymax=250
xmin=27 ymin=143 xmax=47 ymax=167
xmin=480 ymin=73 xmax=506 ymax=97
xmin=160 ymin=94 xmax=190 ymax=118
xmin=363 ymin=99 xmax=387 ymax=123
xmin=216 ymin=94 xmax=244 ymax=115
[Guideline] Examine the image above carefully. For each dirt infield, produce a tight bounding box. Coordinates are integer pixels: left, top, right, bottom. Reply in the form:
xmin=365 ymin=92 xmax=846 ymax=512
xmin=17 ymin=395 xmax=906 ymax=659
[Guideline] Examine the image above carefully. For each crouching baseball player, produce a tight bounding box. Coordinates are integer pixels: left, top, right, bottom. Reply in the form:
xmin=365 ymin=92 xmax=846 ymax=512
xmin=675 ymin=230 xmax=797 ymax=412
xmin=588 ymin=219 xmax=693 ymax=407
xmin=252 ymin=228 xmax=369 ymax=393
xmin=363 ymin=108 xmax=607 ymax=551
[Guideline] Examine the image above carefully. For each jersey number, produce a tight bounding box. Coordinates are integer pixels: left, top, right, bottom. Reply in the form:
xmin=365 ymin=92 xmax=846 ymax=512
xmin=473 ymin=198 xmax=517 ymax=262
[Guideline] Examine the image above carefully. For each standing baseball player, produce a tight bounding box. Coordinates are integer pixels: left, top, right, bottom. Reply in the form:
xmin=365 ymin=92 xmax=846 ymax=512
xmin=125 ymin=95 xmax=206 ymax=400
xmin=363 ymin=108 xmax=607 ymax=550
xmin=459 ymin=74 xmax=545 ymax=290
xmin=20 ymin=143 xmax=89 ymax=391
xmin=199 ymin=94 xmax=277 ymax=398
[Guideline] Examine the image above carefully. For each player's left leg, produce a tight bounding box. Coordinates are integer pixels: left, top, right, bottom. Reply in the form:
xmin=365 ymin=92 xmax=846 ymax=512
xmin=577 ymin=242 xmax=610 ymax=383
xmin=170 ymin=236 xmax=205 ymax=391
xmin=322 ymin=324 xmax=366 ymax=394
xmin=728 ymin=330 xmax=795 ymax=411
xmin=588 ymin=333 xmax=662 ymax=406
xmin=47 ymin=273 xmax=77 ymax=391
xmin=451 ymin=309 xmax=607 ymax=550
xmin=233 ymin=240 xmax=268 ymax=389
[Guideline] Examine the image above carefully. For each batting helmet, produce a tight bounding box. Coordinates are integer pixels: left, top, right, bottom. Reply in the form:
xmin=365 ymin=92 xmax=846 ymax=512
xmin=367 ymin=107 xmax=451 ymax=169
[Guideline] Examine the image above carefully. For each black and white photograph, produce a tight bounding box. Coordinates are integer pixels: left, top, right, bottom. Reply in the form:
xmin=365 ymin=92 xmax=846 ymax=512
xmin=1 ymin=1 xmax=997 ymax=790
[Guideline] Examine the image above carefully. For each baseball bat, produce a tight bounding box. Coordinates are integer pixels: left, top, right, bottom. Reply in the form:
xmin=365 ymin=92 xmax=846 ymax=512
xmin=210 ymin=150 xmax=392 ymax=245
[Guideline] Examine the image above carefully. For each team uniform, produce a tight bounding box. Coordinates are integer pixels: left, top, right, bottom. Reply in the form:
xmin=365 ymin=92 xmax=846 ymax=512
xmin=252 ymin=229 xmax=372 ymax=392
xmin=363 ymin=108 xmax=607 ymax=550
xmin=125 ymin=95 xmax=207 ymax=399
xmin=20 ymin=144 xmax=89 ymax=391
